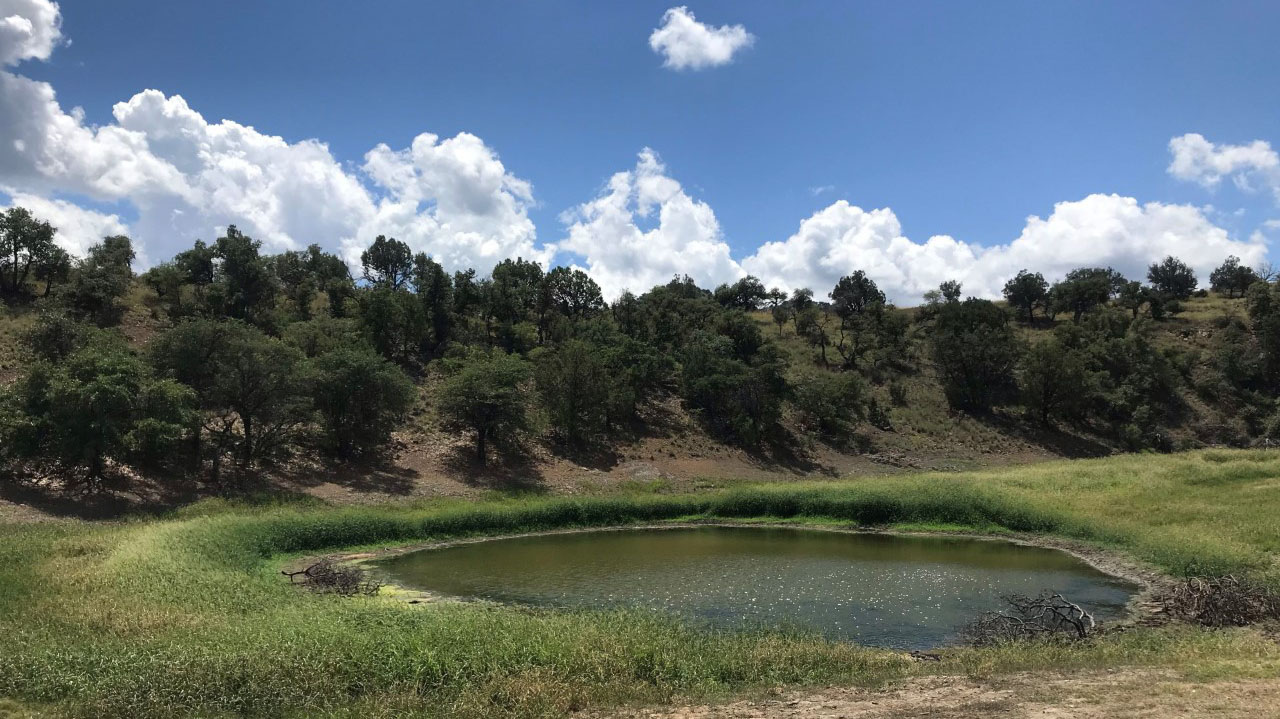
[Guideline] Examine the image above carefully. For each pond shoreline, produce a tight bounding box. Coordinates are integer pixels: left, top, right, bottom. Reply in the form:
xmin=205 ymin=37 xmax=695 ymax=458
xmin=295 ymin=520 xmax=1166 ymax=626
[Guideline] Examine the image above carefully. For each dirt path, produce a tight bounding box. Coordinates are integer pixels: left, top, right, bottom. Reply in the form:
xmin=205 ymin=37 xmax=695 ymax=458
xmin=599 ymin=671 xmax=1280 ymax=719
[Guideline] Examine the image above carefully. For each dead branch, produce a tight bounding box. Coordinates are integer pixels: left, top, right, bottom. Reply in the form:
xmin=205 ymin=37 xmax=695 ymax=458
xmin=281 ymin=560 xmax=382 ymax=597
xmin=1156 ymin=576 xmax=1279 ymax=627
xmin=959 ymin=591 xmax=1096 ymax=646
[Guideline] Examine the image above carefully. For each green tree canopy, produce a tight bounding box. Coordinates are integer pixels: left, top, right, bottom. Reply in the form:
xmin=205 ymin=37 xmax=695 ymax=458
xmin=1020 ymin=338 xmax=1090 ymax=424
xmin=0 ymin=206 xmax=63 ymax=301
xmin=208 ymin=227 xmax=279 ymax=327
xmin=1147 ymin=256 xmax=1198 ymax=300
xmin=931 ymin=299 xmax=1022 ymax=411
xmin=361 ymin=235 xmax=413 ymax=289
xmin=535 ymin=339 xmax=610 ymax=446
xmin=437 ymin=351 xmax=531 ymax=466
xmin=1002 ymin=270 xmax=1049 ymax=322
xmin=65 ymin=235 xmax=135 ymax=326
xmin=713 ymin=275 xmax=767 ymax=310
xmin=413 ymin=253 xmax=454 ymax=351
xmin=150 ymin=320 xmax=309 ymax=477
xmin=1052 ymin=267 xmax=1118 ymax=322
xmin=307 ymin=347 xmax=415 ymax=458
xmin=1210 ymin=256 xmax=1260 ymax=298
xmin=4 ymin=334 xmax=195 ymax=483
xmin=791 ymin=369 xmax=866 ymax=437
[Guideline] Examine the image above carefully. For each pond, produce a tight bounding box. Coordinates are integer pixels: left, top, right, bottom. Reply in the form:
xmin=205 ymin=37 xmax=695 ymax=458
xmin=372 ymin=526 xmax=1139 ymax=649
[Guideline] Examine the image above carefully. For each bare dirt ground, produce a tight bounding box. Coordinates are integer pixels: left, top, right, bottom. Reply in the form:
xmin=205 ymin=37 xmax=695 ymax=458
xmin=0 ymin=353 xmax=1115 ymax=524
xmin=598 ymin=671 xmax=1280 ymax=719
xmin=278 ymin=399 xmax=1076 ymax=509
xmin=0 ymin=422 xmax=1084 ymax=524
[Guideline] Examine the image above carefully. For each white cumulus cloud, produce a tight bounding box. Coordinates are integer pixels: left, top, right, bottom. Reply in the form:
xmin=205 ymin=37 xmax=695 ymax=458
xmin=0 ymin=0 xmax=547 ymax=273
xmin=559 ymin=148 xmax=742 ymax=299
xmin=0 ymin=0 xmax=60 ymax=66
xmin=742 ymin=202 xmax=977 ymax=302
xmin=1168 ymin=133 xmax=1280 ymax=200
xmin=743 ymin=194 xmax=1266 ymax=303
xmin=649 ymin=6 xmax=754 ymax=71
xmin=561 ymin=147 xmax=1263 ymax=305
xmin=352 ymin=131 xmax=547 ymax=271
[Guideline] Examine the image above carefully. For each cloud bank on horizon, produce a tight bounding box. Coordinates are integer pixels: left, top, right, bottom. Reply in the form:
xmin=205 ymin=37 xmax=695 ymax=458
xmin=0 ymin=1 xmax=1270 ymax=304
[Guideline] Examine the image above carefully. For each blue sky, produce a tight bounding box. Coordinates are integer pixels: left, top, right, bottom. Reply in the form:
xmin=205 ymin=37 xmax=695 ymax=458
xmin=2 ymin=1 xmax=1279 ymax=300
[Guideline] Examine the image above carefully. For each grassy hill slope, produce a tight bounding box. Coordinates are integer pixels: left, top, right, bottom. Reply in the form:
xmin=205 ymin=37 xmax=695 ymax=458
xmin=0 ymin=285 xmax=1267 ymax=520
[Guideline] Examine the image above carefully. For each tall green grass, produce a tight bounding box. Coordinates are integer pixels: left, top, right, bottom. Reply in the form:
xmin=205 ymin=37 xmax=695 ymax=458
xmin=2 ymin=449 xmax=1279 ymax=717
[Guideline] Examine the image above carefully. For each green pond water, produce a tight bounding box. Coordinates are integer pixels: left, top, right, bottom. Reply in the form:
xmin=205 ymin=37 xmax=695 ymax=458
xmin=373 ymin=526 xmax=1138 ymax=649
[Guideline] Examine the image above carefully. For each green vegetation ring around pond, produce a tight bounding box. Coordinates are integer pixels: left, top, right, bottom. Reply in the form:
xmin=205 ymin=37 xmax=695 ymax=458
xmin=2 ymin=450 xmax=1280 ymax=718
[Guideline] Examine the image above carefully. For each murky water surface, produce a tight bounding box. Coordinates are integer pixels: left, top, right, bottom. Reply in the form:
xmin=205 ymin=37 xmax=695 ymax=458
xmin=373 ymin=526 xmax=1137 ymax=648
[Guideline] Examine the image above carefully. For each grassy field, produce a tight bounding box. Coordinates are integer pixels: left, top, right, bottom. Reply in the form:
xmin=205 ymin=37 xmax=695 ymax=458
xmin=1 ymin=449 xmax=1279 ymax=718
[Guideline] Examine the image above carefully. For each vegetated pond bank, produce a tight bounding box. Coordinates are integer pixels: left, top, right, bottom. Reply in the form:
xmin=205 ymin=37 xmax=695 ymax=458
xmin=369 ymin=525 xmax=1139 ymax=649
xmin=1 ymin=449 xmax=1279 ymax=719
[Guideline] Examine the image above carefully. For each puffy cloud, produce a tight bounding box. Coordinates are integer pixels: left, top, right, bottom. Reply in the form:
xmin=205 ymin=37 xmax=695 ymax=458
xmin=993 ymin=194 xmax=1263 ymax=291
xmin=559 ymin=148 xmax=742 ymax=299
xmin=350 ymin=132 xmax=547 ymax=271
xmin=561 ymin=148 xmax=1262 ymax=305
xmin=741 ymin=202 xmax=977 ymax=302
xmin=1168 ymin=133 xmax=1280 ymax=200
xmin=0 ymin=5 xmax=546 ymax=272
xmin=0 ymin=72 xmax=188 ymax=201
xmin=0 ymin=192 xmax=128 ymax=257
xmin=108 ymin=91 xmax=376 ymax=256
xmin=742 ymin=194 xmax=1266 ymax=304
xmin=0 ymin=0 xmax=60 ymax=66
xmin=649 ymin=6 xmax=754 ymax=71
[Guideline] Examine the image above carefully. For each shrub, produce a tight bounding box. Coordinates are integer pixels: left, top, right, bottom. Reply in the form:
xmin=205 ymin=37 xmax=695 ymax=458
xmin=63 ymin=235 xmax=135 ymax=326
xmin=1156 ymin=576 xmax=1280 ymax=627
xmin=888 ymin=381 xmax=908 ymax=407
xmin=20 ymin=311 xmax=91 ymax=362
xmin=931 ymin=299 xmax=1021 ymax=412
xmin=307 ymin=348 xmax=416 ymax=458
xmin=791 ymin=370 xmax=866 ymax=437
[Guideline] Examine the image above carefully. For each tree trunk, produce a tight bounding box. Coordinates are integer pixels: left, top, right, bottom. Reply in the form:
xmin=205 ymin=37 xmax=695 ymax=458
xmin=241 ymin=414 xmax=254 ymax=470
xmin=190 ymin=427 xmax=203 ymax=474
xmin=476 ymin=426 xmax=486 ymax=466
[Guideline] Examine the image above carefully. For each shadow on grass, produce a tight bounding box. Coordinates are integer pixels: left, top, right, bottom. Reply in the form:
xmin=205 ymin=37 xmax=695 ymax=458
xmin=275 ymin=451 xmax=419 ymax=496
xmin=441 ymin=442 xmax=548 ymax=493
xmin=0 ymin=470 xmax=200 ymax=520
xmin=969 ymin=411 xmax=1114 ymax=459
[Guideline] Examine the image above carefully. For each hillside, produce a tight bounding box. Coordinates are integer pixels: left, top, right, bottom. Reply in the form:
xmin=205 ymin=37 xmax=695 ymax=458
xmin=0 ymin=276 xmax=1264 ymax=523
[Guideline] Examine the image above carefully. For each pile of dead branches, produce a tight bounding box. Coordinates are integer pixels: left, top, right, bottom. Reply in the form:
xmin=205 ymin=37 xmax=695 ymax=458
xmin=1156 ymin=576 xmax=1279 ymax=627
xmin=282 ymin=560 xmax=382 ymax=597
xmin=959 ymin=591 xmax=1095 ymax=646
